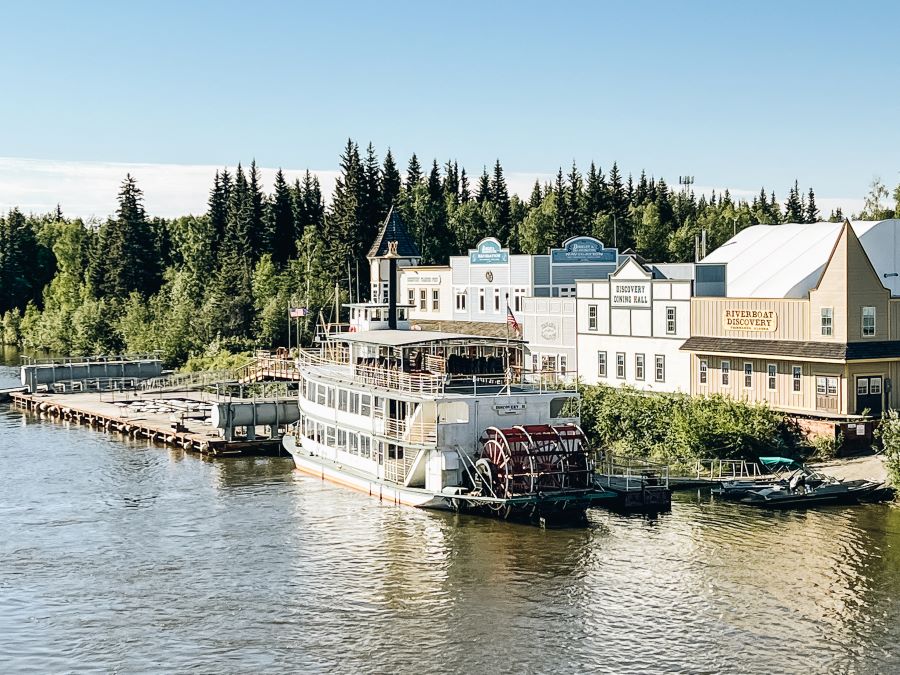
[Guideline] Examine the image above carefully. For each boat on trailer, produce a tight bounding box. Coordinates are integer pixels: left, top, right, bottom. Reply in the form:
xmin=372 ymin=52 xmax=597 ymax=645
xmin=282 ymin=211 xmax=614 ymax=523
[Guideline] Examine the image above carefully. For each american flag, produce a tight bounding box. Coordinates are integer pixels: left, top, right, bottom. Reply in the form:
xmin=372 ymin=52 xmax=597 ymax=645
xmin=289 ymin=307 xmax=308 ymax=318
xmin=506 ymin=305 xmax=521 ymax=335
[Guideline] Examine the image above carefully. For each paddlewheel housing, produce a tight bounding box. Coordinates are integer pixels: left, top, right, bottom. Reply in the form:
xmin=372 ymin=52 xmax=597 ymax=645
xmin=475 ymin=424 xmax=594 ymax=509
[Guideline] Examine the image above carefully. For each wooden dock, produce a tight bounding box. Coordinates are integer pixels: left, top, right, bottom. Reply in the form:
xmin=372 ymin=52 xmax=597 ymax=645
xmin=9 ymin=390 xmax=286 ymax=457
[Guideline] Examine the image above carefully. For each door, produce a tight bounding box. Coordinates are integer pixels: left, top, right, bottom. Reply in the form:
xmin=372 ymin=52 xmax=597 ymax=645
xmin=855 ymin=376 xmax=884 ymax=416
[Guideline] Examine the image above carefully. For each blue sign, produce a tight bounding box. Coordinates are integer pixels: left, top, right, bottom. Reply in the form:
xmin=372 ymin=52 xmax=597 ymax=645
xmin=470 ymin=237 xmax=509 ymax=265
xmin=550 ymin=236 xmax=617 ymax=264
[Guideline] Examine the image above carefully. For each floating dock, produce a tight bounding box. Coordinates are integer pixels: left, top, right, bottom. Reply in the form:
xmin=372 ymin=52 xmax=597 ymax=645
xmin=9 ymin=390 xmax=287 ymax=457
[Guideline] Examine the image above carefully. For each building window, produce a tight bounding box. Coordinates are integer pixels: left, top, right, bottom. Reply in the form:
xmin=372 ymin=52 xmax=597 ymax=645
xmin=479 ymin=288 xmax=485 ymax=312
xmin=635 ymin=354 xmax=645 ymax=381
xmin=820 ymin=307 xmax=833 ymax=336
xmin=419 ymin=288 xmax=427 ymax=311
xmin=559 ymin=355 xmax=567 ymax=374
xmin=456 ymin=290 xmax=466 ymax=311
xmin=827 ymin=377 xmax=838 ymax=396
xmin=857 ymin=378 xmax=869 ymax=396
xmin=871 ymin=377 xmax=883 ymax=395
xmin=654 ymin=355 xmax=665 ymax=382
xmin=408 ymin=288 xmax=415 ymax=306
xmin=721 ymin=360 xmax=730 ymax=386
xmin=862 ymin=306 xmax=876 ymax=336
xmin=699 ymin=359 xmax=708 ymax=385
xmin=597 ymin=351 xmax=607 ymax=377
xmin=494 ymin=290 xmax=501 ymax=312
xmin=792 ymin=366 xmax=801 ymax=393
xmin=588 ymin=305 xmax=598 ymax=331
xmin=816 ymin=376 xmax=826 ymax=396
xmin=514 ymin=288 xmax=526 ymax=312
xmin=767 ymin=364 xmax=777 ymax=391
xmin=744 ymin=362 xmax=753 ymax=388
xmin=666 ymin=307 xmax=677 ymax=335
xmin=432 ymin=289 xmax=439 ymax=311
xmin=532 ymin=352 xmax=539 ymax=373
xmin=616 ymin=352 xmax=626 ymax=379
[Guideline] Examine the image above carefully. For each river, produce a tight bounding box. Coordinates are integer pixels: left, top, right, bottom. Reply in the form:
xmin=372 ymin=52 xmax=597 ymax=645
xmin=2 ymin=355 xmax=900 ymax=674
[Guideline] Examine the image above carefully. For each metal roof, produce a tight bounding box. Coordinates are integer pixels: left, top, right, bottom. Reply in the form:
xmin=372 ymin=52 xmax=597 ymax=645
xmin=367 ymin=207 xmax=421 ymax=259
xmin=332 ymin=329 xmax=511 ymax=347
xmin=701 ymin=219 xmax=900 ymax=298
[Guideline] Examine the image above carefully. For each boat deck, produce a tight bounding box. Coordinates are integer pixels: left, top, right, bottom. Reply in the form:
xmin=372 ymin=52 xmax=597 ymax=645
xmin=8 ymin=390 xmax=284 ymax=456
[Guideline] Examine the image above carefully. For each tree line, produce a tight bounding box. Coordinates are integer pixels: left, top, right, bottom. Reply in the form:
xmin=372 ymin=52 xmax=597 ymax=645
xmin=1 ymin=139 xmax=897 ymax=364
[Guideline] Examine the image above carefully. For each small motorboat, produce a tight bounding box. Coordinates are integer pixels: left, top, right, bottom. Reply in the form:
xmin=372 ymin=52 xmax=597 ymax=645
xmin=712 ymin=457 xmax=823 ymax=500
xmin=740 ymin=475 xmax=887 ymax=509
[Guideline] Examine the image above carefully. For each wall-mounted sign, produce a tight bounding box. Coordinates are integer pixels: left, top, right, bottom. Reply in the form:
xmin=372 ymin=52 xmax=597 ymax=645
xmin=408 ymin=274 xmax=442 ymax=285
xmin=540 ymin=322 xmax=558 ymax=341
xmin=611 ymin=282 xmax=651 ymax=307
xmin=493 ymin=402 xmax=526 ymax=415
xmin=722 ymin=309 xmax=777 ymax=332
xmin=470 ymin=237 xmax=509 ymax=265
xmin=551 ymin=236 xmax=617 ymax=264
xmin=485 ymin=271 xmax=494 ymax=282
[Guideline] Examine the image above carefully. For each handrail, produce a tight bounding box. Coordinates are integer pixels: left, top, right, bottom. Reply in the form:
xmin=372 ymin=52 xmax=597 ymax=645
xmin=21 ymin=352 xmax=163 ymax=366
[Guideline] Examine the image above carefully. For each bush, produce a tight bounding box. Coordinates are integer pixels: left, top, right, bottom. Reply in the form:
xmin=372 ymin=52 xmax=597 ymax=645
xmin=875 ymin=410 xmax=900 ymax=487
xmin=810 ymin=432 xmax=842 ymax=460
xmin=577 ymin=384 xmax=798 ymax=465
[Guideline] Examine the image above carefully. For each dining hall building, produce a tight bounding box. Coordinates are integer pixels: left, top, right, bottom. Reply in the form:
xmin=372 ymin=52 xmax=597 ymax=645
xmin=682 ymin=219 xmax=900 ymax=421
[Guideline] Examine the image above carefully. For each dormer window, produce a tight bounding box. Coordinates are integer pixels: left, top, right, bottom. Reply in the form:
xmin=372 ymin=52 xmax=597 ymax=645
xmin=862 ymin=306 xmax=876 ymax=337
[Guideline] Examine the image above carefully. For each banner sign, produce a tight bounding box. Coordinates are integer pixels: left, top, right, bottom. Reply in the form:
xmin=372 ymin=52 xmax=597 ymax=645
xmin=551 ymin=236 xmax=617 ymax=264
xmin=470 ymin=237 xmax=509 ymax=265
xmin=722 ymin=309 xmax=777 ymax=332
xmin=407 ymin=274 xmax=442 ymax=285
xmin=611 ymin=282 xmax=651 ymax=307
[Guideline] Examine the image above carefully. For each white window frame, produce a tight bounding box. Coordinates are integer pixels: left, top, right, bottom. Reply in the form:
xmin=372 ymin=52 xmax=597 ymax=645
xmin=478 ymin=288 xmax=485 ymax=312
xmin=654 ymin=355 xmax=665 ymax=382
xmin=666 ymin=306 xmax=677 ymax=335
xmin=721 ymin=360 xmax=730 ymax=386
xmin=588 ymin=304 xmax=598 ymax=331
xmin=699 ymin=359 xmax=708 ymax=385
xmin=862 ymin=306 xmax=876 ymax=337
xmin=598 ymin=351 xmax=607 ymax=377
xmin=494 ymin=290 xmax=501 ymax=312
xmin=559 ymin=355 xmax=567 ymax=375
xmin=635 ymin=354 xmax=645 ymax=381
xmin=871 ymin=376 xmax=883 ymax=395
xmin=455 ymin=289 xmax=466 ymax=311
xmin=743 ymin=362 xmax=753 ymax=389
xmin=857 ymin=377 xmax=869 ymax=396
xmin=820 ymin=307 xmax=833 ymax=336
xmin=419 ymin=288 xmax=427 ymax=311
xmin=432 ymin=288 xmax=439 ymax=311
xmin=616 ymin=352 xmax=626 ymax=379
xmin=767 ymin=363 xmax=777 ymax=391
xmin=792 ymin=365 xmax=802 ymax=393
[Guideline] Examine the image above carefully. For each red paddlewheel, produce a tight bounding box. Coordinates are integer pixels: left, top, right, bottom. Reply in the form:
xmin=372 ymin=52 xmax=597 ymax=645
xmin=477 ymin=423 xmax=593 ymax=498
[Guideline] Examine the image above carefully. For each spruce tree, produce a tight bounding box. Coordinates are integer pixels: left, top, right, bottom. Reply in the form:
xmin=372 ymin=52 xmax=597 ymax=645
xmin=805 ymin=187 xmax=819 ymax=223
xmin=269 ymin=169 xmax=296 ymax=265
xmin=248 ymin=160 xmax=267 ymax=258
xmin=475 ymin=168 xmax=492 ymax=203
xmin=405 ymin=154 xmax=423 ymax=194
xmin=491 ymin=160 xmax=511 ymax=243
xmin=381 ymin=149 xmax=402 ymax=210
xmin=784 ymin=180 xmax=804 ymax=222
xmin=459 ymin=169 xmax=471 ymax=203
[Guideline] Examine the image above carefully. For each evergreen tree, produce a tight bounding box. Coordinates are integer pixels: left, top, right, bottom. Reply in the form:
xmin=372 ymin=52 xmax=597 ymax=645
xmin=805 ymin=187 xmax=819 ymax=223
xmin=528 ymin=180 xmax=543 ymax=209
xmin=381 ymin=149 xmax=401 ymax=210
xmin=784 ymin=180 xmax=804 ymax=222
xmin=269 ymin=169 xmax=296 ymax=265
xmin=248 ymin=160 xmax=267 ymax=258
xmin=564 ymin=161 xmax=583 ymax=241
xmin=405 ymin=154 xmax=423 ymax=194
xmin=361 ymin=142 xmax=384 ymax=244
xmin=584 ymin=162 xmax=608 ymax=222
xmin=459 ymin=169 xmax=471 ymax=203
xmin=475 ymin=168 xmax=492 ymax=203
xmin=491 ymin=160 xmax=511 ymax=243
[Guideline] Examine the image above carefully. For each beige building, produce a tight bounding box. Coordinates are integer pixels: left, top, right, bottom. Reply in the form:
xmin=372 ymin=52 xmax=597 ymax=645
xmin=683 ymin=220 xmax=900 ymax=419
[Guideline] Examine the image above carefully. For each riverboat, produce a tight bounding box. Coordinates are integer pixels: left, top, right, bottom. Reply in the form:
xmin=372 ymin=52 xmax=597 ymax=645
xmin=282 ymin=211 xmax=614 ymax=522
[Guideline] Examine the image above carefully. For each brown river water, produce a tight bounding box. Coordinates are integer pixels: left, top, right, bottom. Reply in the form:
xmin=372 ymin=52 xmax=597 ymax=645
xmin=2 ymin=356 xmax=900 ymax=674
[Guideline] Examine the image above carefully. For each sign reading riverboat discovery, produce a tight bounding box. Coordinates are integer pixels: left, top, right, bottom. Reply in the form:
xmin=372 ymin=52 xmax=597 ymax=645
xmin=611 ymin=282 xmax=651 ymax=307
xmin=722 ymin=309 xmax=778 ymax=332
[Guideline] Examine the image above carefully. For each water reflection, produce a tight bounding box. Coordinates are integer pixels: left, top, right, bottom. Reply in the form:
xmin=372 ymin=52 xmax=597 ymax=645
xmin=2 ymin=360 xmax=900 ymax=672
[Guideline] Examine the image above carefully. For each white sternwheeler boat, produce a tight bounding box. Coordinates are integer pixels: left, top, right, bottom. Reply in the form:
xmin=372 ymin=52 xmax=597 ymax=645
xmin=283 ymin=210 xmax=613 ymax=522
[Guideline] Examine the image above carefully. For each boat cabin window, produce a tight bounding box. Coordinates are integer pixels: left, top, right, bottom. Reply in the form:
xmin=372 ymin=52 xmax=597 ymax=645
xmin=438 ymin=401 xmax=469 ymax=424
xmin=338 ymin=389 xmax=348 ymax=411
xmin=348 ymin=432 xmax=359 ymax=455
xmin=360 ymin=394 xmax=372 ymax=417
xmin=550 ymin=396 xmax=573 ymax=418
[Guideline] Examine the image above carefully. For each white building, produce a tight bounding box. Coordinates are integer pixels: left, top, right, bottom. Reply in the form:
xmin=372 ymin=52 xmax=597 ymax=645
xmin=401 ymin=266 xmax=453 ymax=322
xmin=519 ymin=296 xmax=578 ymax=380
xmin=575 ymin=258 xmax=697 ymax=392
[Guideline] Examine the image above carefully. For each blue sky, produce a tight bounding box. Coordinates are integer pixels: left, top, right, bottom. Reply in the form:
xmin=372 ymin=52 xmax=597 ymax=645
xmin=1 ymin=0 xmax=898 ymax=217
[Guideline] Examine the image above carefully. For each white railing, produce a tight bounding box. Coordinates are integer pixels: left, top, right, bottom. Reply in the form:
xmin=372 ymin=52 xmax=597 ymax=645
xmin=596 ymin=454 xmax=670 ymax=490
xmin=140 ymin=369 xmax=233 ymax=393
xmin=691 ymin=458 xmax=762 ymax=480
xmin=21 ymin=352 xmax=162 ymax=366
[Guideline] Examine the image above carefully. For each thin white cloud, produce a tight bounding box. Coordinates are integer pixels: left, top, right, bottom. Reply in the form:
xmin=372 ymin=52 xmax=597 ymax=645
xmin=0 ymin=157 xmax=866 ymax=222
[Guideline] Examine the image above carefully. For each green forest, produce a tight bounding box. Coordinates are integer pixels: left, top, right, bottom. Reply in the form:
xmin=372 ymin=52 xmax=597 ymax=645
xmin=2 ymin=139 xmax=899 ymax=365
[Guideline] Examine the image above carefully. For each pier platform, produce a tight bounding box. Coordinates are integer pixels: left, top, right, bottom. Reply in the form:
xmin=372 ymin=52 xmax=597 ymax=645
xmin=9 ymin=390 xmax=286 ymax=457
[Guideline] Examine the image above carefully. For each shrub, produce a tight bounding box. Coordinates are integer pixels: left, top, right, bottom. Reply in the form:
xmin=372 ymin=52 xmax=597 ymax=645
xmin=875 ymin=410 xmax=900 ymax=487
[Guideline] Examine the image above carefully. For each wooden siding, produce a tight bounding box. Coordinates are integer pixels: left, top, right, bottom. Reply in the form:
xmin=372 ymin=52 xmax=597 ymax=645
xmin=690 ymin=297 xmax=809 ymax=341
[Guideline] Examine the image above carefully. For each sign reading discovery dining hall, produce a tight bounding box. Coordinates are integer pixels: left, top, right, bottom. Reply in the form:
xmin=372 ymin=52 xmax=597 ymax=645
xmin=722 ymin=309 xmax=778 ymax=332
xmin=550 ymin=236 xmax=617 ymax=264
xmin=469 ymin=237 xmax=509 ymax=265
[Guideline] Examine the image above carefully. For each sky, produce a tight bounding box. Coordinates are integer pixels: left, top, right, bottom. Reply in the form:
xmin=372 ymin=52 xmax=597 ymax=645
xmin=0 ymin=0 xmax=898 ymax=219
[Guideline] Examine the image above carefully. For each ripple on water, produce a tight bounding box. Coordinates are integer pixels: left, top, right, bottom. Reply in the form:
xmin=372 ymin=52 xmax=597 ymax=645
xmin=2 ymin=381 xmax=900 ymax=673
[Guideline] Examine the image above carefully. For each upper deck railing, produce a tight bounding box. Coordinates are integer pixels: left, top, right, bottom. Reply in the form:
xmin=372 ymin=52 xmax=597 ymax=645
xmin=21 ymin=352 xmax=163 ymax=366
xmin=296 ymin=348 xmax=577 ymax=397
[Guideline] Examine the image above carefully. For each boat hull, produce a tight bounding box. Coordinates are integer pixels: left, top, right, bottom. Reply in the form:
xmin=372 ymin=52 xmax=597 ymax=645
xmin=283 ymin=435 xmax=612 ymax=523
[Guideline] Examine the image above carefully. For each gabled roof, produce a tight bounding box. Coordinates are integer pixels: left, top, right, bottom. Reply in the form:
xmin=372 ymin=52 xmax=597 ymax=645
xmin=368 ymin=207 xmax=421 ymax=259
